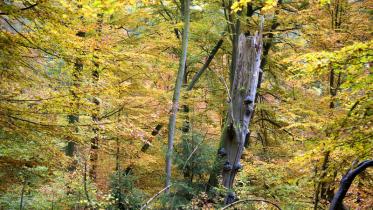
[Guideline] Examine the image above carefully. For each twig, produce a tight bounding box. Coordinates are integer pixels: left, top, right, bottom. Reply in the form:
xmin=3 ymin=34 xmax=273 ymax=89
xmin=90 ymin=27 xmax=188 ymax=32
xmin=140 ymin=184 xmax=172 ymax=210
xmin=182 ymin=131 xmax=208 ymax=171
xmin=210 ymin=67 xmax=231 ymax=102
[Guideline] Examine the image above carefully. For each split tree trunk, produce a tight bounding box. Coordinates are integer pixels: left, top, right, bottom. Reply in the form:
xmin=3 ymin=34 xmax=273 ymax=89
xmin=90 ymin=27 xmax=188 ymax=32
xmin=165 ymin=0 xmax=191 ymax=193
xmin=220 ymin=27 xmax=263 ymax=204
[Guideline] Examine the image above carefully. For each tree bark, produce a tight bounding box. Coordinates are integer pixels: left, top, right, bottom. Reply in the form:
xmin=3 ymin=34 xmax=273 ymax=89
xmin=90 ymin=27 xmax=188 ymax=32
xmin=229 ymin=18 xmax=241 ymax=89
xmin=165 ymin=0 xmax=191 ymax=193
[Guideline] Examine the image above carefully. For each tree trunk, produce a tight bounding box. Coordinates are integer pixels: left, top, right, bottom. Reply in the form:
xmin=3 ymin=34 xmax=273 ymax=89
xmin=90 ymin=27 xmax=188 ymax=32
xmin=207 ymin=17 xmax=266 ymax=195
xmin=19 ymin=179 xmax=26 ymax=210
xmin=115 ymin=111 xmax=125 ymax=210
xmin=165 ymin=0 xmax=191 ymax=193
xmin=83 ymin=160 xmax=91 ymax=205
xmin=315 ymin=63 xmax=343 ymax=207
xmin=220 ymin=27 xmax=263 ymax=203
xmin=314 ymin=150 xmax=331 ymax=210
xmin=89 ymin=12 xmax=103 ymax=182
xmin=66 ymin=56 xmax=83 ymax=172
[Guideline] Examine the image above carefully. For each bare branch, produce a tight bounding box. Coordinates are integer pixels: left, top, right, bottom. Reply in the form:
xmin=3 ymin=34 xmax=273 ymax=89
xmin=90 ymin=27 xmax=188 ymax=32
xmin=140 ymin=185 xmax=172 ymax=210
xmin=0 ymin=3 xmax=38 ymax=15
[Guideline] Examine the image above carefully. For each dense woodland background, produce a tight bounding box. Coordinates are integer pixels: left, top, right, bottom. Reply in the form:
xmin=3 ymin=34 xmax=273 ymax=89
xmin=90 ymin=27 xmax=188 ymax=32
xmin=0 ymin=0 xmax=372 ymax=209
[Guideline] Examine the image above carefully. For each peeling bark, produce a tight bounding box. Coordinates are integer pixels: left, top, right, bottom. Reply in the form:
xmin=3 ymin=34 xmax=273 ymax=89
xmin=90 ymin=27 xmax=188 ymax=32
xmin=219 ymin=21 xmax=263 ymax=203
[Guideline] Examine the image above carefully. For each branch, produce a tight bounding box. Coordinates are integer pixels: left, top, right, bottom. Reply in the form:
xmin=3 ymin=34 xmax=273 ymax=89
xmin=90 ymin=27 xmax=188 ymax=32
xmin=98 ymin=106 xmax=124 ymax=120
xmin=329 ymin=160 xmax=373 ymax=210
xmin=20 ymin=3 xmax=38 ymax=11
xmin=187 ymin=38 xmax=224 ymax=91
xmin=347 ymin=100 xmax=360 ymax=117
xmin=0 ymin=94 xmax=70 ymax=102
xmin=159 ymin=0 xmax=174 ymax=21
xmin=2 ymin=18 xmax=61 ymax=59
xmin=2 ymin=18 xmax=34 ymax=44
xmin=7 ymin=115 xmax=116 ymax=127
xmin=0 ymin=3 xmax=38 ymax=15
xmin=254 ymin=118 xmax=293 ymax=137
xmin=221 ymin=198 xmax=282 ymax=210
xmin=210 ymin=67 xmax=232 ymax=102
xmin=140 ymin=184 xmax=172 ymax=210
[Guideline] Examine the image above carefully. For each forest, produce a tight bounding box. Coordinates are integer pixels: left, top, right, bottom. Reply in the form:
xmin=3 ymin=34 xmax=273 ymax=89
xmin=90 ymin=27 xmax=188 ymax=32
xmin=0 ymin=0 xmax=372 ymax=209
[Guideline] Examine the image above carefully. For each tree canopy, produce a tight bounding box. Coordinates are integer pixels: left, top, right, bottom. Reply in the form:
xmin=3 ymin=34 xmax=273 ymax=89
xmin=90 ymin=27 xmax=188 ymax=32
xmin=0 ymin=0 xmax=372 ymax=209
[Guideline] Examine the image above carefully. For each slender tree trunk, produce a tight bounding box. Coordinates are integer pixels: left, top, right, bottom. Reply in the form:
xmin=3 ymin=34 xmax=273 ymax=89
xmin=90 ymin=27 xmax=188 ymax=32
xmin=89 ymin=12 xmax=103 ymax=182
xmin=65 ymin=26 xmax=85 ymax=171
xmin=83 ymin=160 xmax=91 ymax=205
xmin=66 ymin=56 xmax=83 ymax=172
xmin=314 ymin=2 xmax=346 ymax=205
xmin=165 ymin=0 xmax=191 ymax=193
xmin=315 ymin=64 xmax=343 ymax=207
xmin=115 ymin=111 xmax=124 ymax=210
xmin=124 ymin=124 xmax=163 ymax=175
xmin=19 ymin=179 xmax=26 ymax=210
xmin=141 ymin=124 xmax=163 ymax=152
xmin=116 ymin=134 xmax=120 ymax=172
xmin=314 ymin=150 xmax=330 ymax=210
